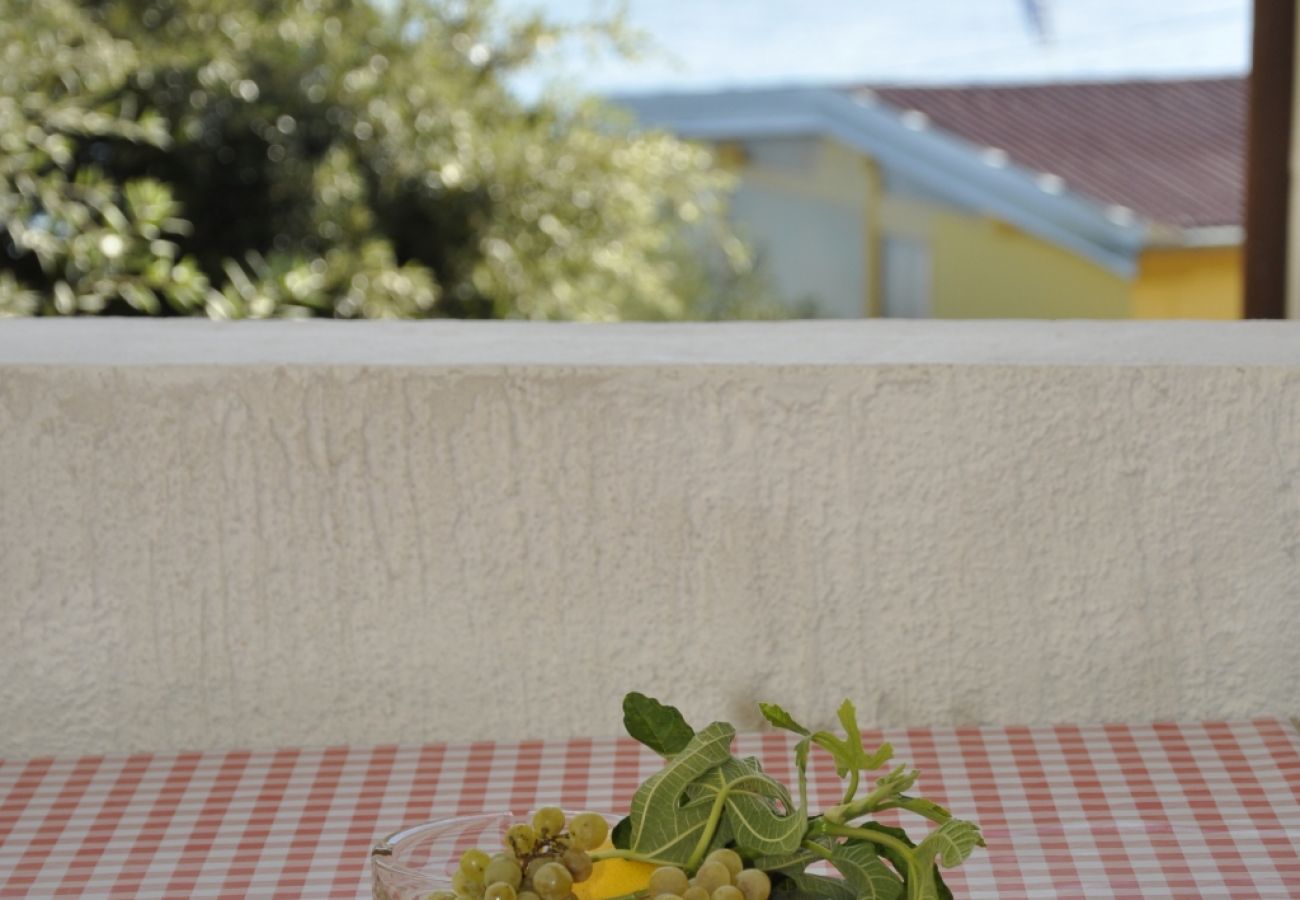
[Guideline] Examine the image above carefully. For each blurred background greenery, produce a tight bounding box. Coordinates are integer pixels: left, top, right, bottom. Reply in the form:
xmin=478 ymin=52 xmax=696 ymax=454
xmin=0 ymin=0 xmax=786 ymax=320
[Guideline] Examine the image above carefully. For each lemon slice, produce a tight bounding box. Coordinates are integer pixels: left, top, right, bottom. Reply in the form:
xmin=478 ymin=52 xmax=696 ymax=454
xmin=572 ymin=857 xmax=657 ymax=900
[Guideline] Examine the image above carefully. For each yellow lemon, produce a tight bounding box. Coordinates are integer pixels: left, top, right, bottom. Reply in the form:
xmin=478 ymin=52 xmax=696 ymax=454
xmin=572 ymin=858 xmax=658 ymax=900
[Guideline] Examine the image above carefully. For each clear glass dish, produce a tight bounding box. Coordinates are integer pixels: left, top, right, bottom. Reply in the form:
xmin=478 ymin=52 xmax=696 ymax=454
xmin=372 ymin=810 xmax=614 ymax=900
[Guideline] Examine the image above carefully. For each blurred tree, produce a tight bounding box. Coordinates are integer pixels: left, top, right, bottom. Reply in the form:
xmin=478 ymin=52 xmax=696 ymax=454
xmin=0 ymin=0 xmax=785 ymax=319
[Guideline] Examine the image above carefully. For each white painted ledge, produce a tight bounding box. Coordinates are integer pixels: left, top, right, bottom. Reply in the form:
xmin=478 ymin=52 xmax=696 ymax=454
xmin=1 ymin=319 xmax=1298 ymax=756
xmin=1 ymin=319 xmax=1299 ymax=367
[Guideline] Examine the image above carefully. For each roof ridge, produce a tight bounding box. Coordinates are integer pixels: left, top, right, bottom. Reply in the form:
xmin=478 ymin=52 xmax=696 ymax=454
xmin=854 ymin=74 xmax=1246 ymax=93
xmin=852 ymin=77 xmax=1245 ymax=229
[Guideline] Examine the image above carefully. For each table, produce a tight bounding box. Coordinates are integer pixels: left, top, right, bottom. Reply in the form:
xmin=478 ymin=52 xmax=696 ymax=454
xmin=2 ymin=718 xmax=1298 ymax=898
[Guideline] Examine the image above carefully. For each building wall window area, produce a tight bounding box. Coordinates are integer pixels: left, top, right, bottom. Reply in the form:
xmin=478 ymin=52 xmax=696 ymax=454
xmin=881 ymin=236 xmax=931 ymax=318
xmin=727 ymin=137 xmax=872 ymax=318
xmin=622 ymin=79 xmax=1246 ymax=319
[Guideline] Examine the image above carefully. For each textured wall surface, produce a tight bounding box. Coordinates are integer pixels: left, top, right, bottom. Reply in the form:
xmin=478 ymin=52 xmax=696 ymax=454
xmin=1 ymin=321 xmax=1298 ymax=757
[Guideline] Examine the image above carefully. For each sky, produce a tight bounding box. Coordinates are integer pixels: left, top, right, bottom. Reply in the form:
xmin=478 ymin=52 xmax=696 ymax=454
xmin=499 ymin=0 xmax=1251 ymax=96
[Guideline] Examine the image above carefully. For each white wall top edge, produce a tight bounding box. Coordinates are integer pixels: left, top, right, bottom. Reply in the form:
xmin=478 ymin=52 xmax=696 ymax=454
xmin=1 ymin=319 xmax=1298 ymax=368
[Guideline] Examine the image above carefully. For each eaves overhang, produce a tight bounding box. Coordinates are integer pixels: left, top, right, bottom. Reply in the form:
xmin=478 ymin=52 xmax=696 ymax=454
xmin=616 ymin=88 xmax=1153 ymax=278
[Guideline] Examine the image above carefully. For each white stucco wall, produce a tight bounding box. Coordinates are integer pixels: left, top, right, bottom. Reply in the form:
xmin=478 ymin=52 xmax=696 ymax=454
xmin=1 ymin=320 xmax=1298 ymax=757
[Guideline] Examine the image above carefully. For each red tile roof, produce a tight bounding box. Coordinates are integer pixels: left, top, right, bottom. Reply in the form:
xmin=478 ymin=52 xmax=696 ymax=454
xmin=864 ymin=78 xmax=1245 ymax=230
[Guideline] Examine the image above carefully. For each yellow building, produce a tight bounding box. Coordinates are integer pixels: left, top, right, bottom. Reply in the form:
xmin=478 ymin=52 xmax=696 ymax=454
xmin=622 ymin=79 xmax=1244 ymax=319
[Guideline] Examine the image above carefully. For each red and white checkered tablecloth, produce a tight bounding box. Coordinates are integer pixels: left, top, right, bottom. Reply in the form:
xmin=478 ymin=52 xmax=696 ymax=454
xmin=2 ymin=718 xmax=1298 ymax=898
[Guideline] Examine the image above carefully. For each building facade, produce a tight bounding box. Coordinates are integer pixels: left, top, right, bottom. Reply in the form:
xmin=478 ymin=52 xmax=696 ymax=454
xmin=621 ymin=79 xmax=1244 ymax=319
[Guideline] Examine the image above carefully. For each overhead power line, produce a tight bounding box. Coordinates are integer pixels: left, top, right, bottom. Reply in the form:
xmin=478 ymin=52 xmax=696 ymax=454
xmin=890 ymin=4 xmax=1244 ymax=71
xmin=1020 ymin=0 xmax=1052 ymax=43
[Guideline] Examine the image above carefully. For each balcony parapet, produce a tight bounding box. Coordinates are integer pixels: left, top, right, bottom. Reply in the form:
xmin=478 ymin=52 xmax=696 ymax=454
xmin=1 ymin=320 xmax=1297 ymax=755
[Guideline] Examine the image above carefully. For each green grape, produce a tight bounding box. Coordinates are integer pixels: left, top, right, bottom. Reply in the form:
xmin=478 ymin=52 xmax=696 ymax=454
xmin=531 ymin=861 xmax=574 ymax=900
xmin=506 ymin=824 xmax=538 ymax=856
xmin=649 ymin=867 xmax=690 ymax=897
xmin=461 ymin=849 xmax=492 ymax=877
xmin=427 ymin=892 xmax=458 ymax=900
xmin=567 ymin=813 xmax=608 ymax=851
xmin=453 ymin=869 xmax=485 ymax=897
xmin=525 ymin=857 xmax=550 ymax=882
xmin=485 ymin=855 xmax=524 ymax=889
xmin=519 ymin=892 xmax=542 ymax=900
xmin=682 ymin=887 xmax=710 ymax=900
xmin=560 ymin=848 xmax=593 ymax=883
xmin=485 ymin=883 xmax=519 ymax=900
xmin=704 ymin=850 xmax=743 ymax=879
xmin=532 ymin=807 xmax=567 ymax=839
xmin=653 ymin=894 xmax=684 ymax=900
xmin=734 ymin=870 xmax=770 ymax=900
xmin=694 ymin=861 xmax=730 ymax=892
xmin=712 ymin=887 xmax=743 ymax=900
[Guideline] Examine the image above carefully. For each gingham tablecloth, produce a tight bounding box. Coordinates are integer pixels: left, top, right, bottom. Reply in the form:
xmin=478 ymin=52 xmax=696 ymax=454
xmin=2 ymin=718 xmax=1299 ymax=898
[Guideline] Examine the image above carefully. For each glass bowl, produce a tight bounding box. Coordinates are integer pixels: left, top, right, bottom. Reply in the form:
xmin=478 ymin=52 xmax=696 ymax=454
xmin=372 ymin=810 xmax=615 ymax=900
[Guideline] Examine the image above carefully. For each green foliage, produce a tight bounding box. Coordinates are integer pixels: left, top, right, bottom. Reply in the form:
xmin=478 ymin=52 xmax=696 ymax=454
xmin=623 ymin=691 xmax=697 ymax=758
xmin=826 ymin=840 xmax=903 ymax=900
xmin=606 ymin=695 xmax=983 ymax=900
xmin=0 ymin=0 xmax=785 ymax=319
xmin=688 ymin=756 xmax=806 ymax=857
xmin=761 ymin=700 xmax=894 ymax=800
xmin=624 ymin=722 xmax=735 ymax=865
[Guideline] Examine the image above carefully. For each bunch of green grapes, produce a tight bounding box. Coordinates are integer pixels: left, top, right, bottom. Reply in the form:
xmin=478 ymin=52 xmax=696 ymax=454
xmin=429 ymin=809 xmax=609 ymax=900
xmin=647 ymin=850 xmax=770 ymax=900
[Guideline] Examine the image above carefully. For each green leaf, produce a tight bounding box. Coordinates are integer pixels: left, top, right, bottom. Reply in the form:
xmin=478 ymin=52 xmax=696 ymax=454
xmin=623 ymin=692 xmax=696 ymax=757
xmin=705 ymin=810 xmax=735 ymax=854
xmin=611 ymin=815 xmax=632 ymax=850
xmin=915 ymin=819 xmax=981 ymax=869
xmin=910 ymin=866 xmax=946 ymax=900
xmin=870 ymin=766 xmax=920 ymax=804
xmin=812 ymin=735 xmax=853 ymax=777
xmin=689 ymin=756 xmax=805 ymax=856
xmin=793 ymin=737 xmax=812 ymax=815
xmin=929 ymin=871 xmax=954 ymax=900
xmin=878 ymin=796 xmax=952 ymax=825
xmin=794 ymin=739 xmax=812 ymax=773
xmin=837 ymin=700 xmax=864 ymax=757
xmin=846 ymin=824 xmax=921 ymax=898
xmin=759 ymin=702 xmax=811 ymax=736
xmin=773 ymin=872 xmax=856 ymax=900
xmin=749 ymin=846 xmax=820 ymax=875
xmin=907 ymin=820 xmax=980 ymax=900
xmin=768 ymin=699 xmax=889 ymax=781
xmin=827 ymin=766 xmax=927 ymax=825
xmin=626 ymin=721 xmax=734 ymax=864
xmin=817 ymin=701 xmax=893 ymax=776
xmin=827 ymin=839 xmax=903 ymax=900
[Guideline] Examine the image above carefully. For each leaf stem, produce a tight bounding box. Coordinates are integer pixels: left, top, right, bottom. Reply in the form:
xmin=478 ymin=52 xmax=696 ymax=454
xmin=820 ymin=822 xmax=924 ymax=899
xmin=589 ymin=848 xmax=679 ymax=866
xmin=800 ymin=840 xmax=834 ymax=861
xmin=827 ymin=772 xmax=911 ymax=824
xmin=841 ymin=769 xmax=859 ymax=805
xmin=685 ymin=786 xmax=730 ymax=870
xmin=820 ymin=822 xmax=914 ymax=864
xmin=873 ymin=796 xmax=988 ymax=847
